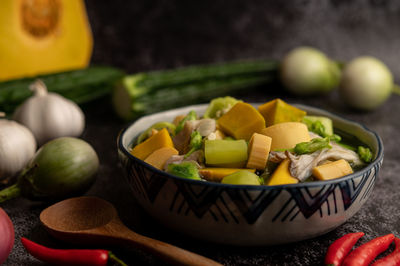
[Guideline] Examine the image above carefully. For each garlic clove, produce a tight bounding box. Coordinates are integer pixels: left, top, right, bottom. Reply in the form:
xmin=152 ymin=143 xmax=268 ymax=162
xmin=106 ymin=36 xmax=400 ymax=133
xmin=13 ymin=80 xmax=85 ymax=146
xmin=0 ymin=115 xmax=37 ymax=180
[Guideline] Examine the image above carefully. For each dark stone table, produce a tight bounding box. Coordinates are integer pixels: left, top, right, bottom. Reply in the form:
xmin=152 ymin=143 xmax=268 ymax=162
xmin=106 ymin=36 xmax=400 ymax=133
xmin=3 ymin=1 xmax=400 ymax=265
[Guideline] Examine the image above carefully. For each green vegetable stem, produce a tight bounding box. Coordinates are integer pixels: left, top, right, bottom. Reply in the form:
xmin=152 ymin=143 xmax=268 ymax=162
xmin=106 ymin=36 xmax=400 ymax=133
xmin=293 ymin=137 xmax=332 ymax=155
xmin=184 ymin=131 xmax=203 ymax=158
xmin=0 ymin=137 xmax=99 ymax=203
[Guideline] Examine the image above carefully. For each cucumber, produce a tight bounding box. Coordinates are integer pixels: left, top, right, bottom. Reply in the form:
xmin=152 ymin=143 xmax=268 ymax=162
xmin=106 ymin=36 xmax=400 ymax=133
xmin=132 ymin=60 xmax=278 ymax=90
xmin=221 ymin=170 xmax=261 ymax=185
xmin=0 ymin=66 xmax=124 ymax=114
xmin=113 ymin=60 xmax=279 ymax=120
xmin=204 ymin=139 xmax=248 ymax=166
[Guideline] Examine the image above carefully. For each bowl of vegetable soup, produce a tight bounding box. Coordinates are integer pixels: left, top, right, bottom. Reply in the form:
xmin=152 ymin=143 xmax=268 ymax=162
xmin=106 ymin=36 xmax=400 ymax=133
xmin=117 ymin=97 xmax=383 ymax=246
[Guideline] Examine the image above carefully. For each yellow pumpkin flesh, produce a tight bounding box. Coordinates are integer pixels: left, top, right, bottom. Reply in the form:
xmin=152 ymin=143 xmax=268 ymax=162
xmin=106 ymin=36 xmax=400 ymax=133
xmin=0 ymin=0 xmax=93 ymax=81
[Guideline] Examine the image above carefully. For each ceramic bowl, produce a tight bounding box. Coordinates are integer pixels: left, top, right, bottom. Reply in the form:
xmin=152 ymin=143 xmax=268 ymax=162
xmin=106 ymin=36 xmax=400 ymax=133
xmin=117 ymin=104 xmax=383 ymax=246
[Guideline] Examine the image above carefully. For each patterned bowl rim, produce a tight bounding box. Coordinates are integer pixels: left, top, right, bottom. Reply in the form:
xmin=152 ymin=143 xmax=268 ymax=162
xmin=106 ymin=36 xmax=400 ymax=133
xmin=117 ymin=103 xmax=384 ymax=190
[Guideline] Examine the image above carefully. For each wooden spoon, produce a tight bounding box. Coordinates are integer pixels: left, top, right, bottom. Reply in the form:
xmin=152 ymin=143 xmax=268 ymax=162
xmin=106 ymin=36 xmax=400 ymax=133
xmin=40 ymin=196 xmax=222 ymax=266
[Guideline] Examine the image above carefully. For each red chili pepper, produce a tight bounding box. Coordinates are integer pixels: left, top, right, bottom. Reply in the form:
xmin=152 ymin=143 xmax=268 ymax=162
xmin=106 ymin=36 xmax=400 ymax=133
xmin=342 ymin=233 xmax=395 ymax=266
xmin=371 ymin=237 xmax=400 ymax=266
xmin=21 ymin=237 xmax=127 ymax=266
xmin=325 ymin=232 xmax=365 ymax=266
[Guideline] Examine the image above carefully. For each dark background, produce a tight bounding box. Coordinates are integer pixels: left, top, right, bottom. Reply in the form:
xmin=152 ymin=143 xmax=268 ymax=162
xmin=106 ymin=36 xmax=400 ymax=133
xmin=3 ymin=0 xmax=400 ymax=265
xmin=87 ymin=0 xmax=400 ymax=78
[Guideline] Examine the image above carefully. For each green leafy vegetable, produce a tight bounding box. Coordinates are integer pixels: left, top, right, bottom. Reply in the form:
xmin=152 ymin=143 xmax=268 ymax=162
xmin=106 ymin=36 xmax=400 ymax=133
xmin=293 ymin=137 xmax=332 ymax=155
xmin=184 ymin=131 xmax=203 ymax=158
xmin=358 ymin=146 xmax=373 ymax=163
xmin=175 ymin=110 xmax=197 ymax=134
xmin=166 ymin=162 xmax=201 ymax=180
xmin=303 ymin=117 xmax=341 ymax=142
xmin=329 ymin=134 xmax=341 ymax=143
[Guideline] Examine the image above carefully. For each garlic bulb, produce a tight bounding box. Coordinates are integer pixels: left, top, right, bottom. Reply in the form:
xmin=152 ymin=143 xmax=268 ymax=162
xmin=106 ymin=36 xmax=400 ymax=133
xmin=13 ymin=80 xmax=85 ymax=146
xmin=0 ymin=112 xmax=37 ymax=180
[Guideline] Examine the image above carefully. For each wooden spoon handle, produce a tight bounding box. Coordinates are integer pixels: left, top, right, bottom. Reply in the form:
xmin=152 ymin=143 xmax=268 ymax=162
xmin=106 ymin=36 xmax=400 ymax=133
xmin=108 ymin=221 xmax=222 ymax=266
xmin=127 ymin=232 xmax=222 ymax=266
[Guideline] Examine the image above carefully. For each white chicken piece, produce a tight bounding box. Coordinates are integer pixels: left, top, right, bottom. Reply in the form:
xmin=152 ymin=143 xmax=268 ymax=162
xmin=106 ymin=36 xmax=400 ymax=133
xmin=268 ymin=132 xmax=363 ymax=181
xmin=163 ymin=150 xmax=204 ymax=171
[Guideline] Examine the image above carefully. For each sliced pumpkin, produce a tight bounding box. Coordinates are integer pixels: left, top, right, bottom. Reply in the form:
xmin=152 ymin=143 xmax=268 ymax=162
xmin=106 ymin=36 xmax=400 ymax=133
xmin=266 ymin=159 xmax=298 ymax=186
xmin=261 ymin=122 xmax=310 ymax=151
xmin=312 ymin=159 xmax=353 ymax=181
xmin=246 ymin=133 xmax=272 ymax=170
xmin=144 ymin=147 xmax=179 ymax=170
xmin=199 ymin=168 xmax=256 ymax=182
xmin=131 ymin=128 xmax=174 ymax=160
xmin=218 ymin=102 xmax=265 ymax=141
xmin=258 ymin=99 xmax=306 ymax=127
xmin=0 ymin=0 xmax=93 ymax=80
